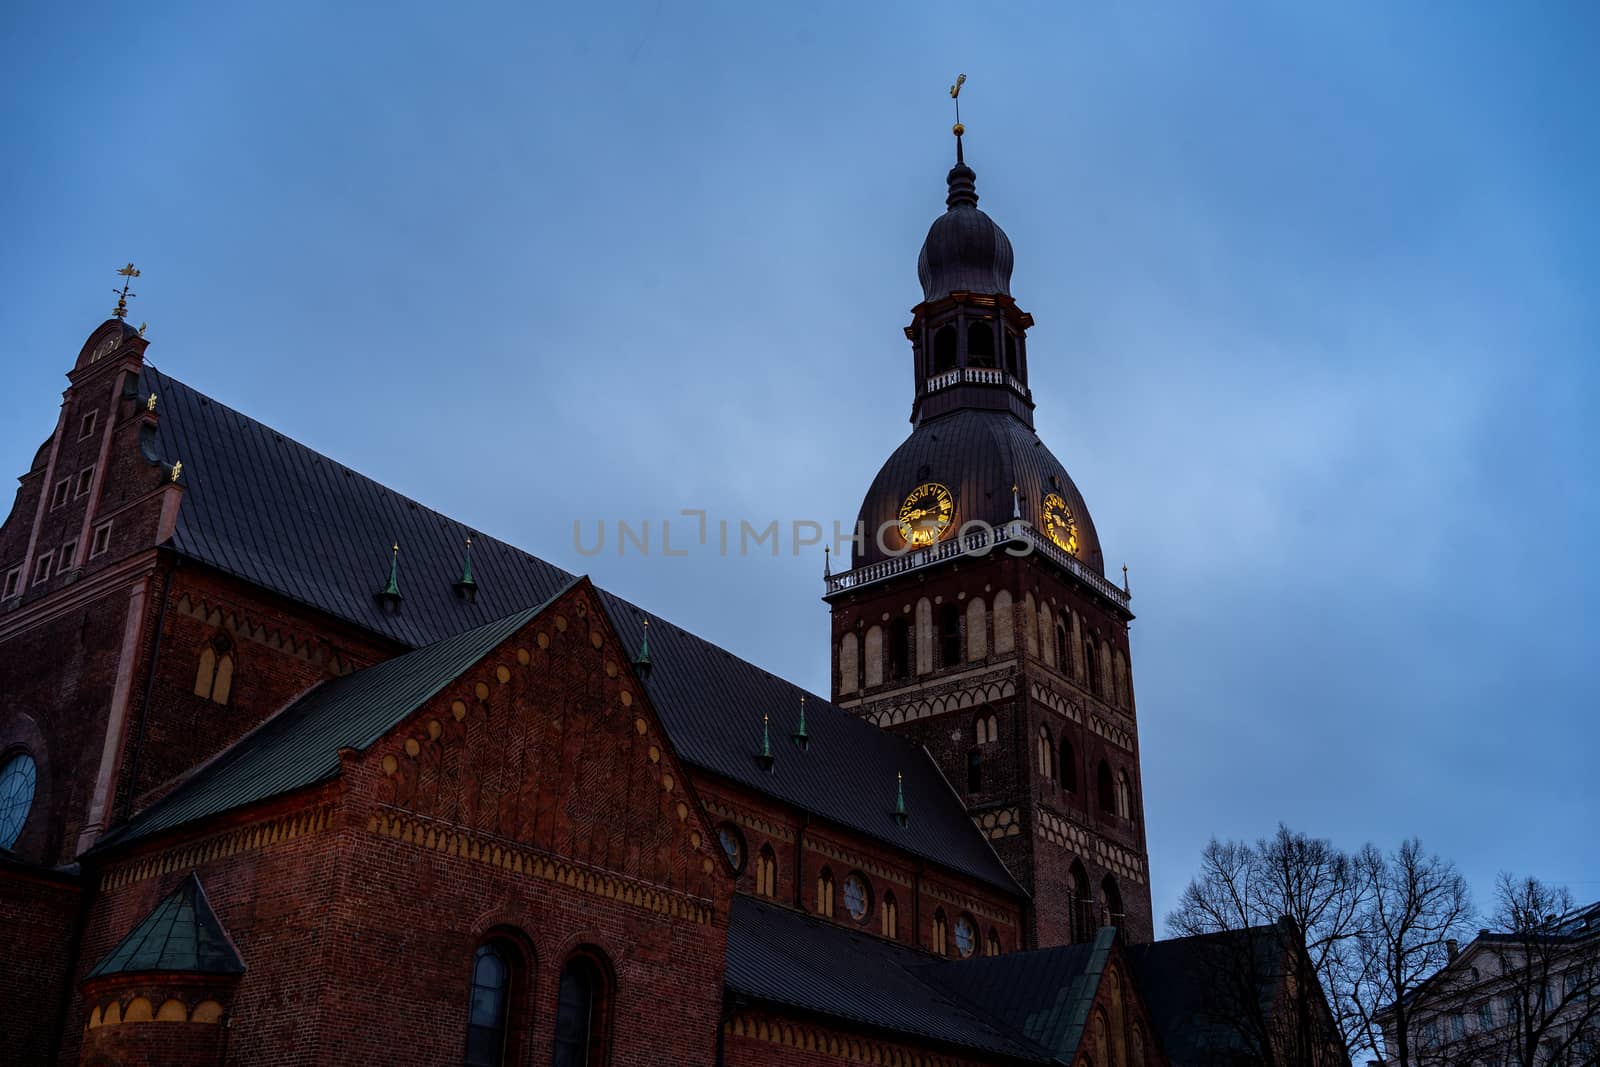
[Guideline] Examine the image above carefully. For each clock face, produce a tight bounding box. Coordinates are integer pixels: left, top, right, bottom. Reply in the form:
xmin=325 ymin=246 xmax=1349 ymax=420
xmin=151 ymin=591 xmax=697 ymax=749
xmin=1041 ymin=492 xmax=1079 ymax=554
xmin=898 ymin=482 xmax=955 ymax=547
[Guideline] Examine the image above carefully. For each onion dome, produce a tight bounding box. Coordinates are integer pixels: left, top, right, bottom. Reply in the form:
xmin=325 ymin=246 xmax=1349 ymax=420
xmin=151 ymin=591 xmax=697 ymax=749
xmin=915 ymin=155 xmax=1014 ymax=303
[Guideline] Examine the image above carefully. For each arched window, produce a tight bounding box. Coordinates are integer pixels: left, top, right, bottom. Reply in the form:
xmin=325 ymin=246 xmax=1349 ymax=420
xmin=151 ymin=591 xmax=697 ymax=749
xmin=1097 ymin=761 xmax=1115 ymax=815
xmin=1114 ymin=649 xmax=1130 ymax=709
xmin=1037 ymin=725 xmax=1054 ymax=780
xmin=193 ymin=635 xmax=234 ymax=705
xmin=937 ymin=602 xmax=962 ymax=669
xmin=986 ymin=928 xmax=1002 ymax=957
xmin=881 ymin=892 xmax=899 ymax=939
xmin=838 ymin=632 xmax=859 ymax=696
xmin=1070 ymin=861 xmax=1094 ymax=943
xmin=888 ymin=618 xmax=911 ymax=682
xmin=1101 ymin=876 xmax=1125 ymax=927
xmin=0 ymin=751 xmax=38 ymax=850
xmin=816 ymin=868 xmax=835 ymax=918
xmin=1116 ymin=771 xmax=1133 ymax=820
xmin=553 ymin=950 xmax=610 ymax=1067
xmin=932 ymin=910 xmax=949 ymax=956
xmin=755 ymin=845 xmax=777 ymax=898
xmin=932 ymin=325 xmax=957 ymax=374
xmin=1055 ymin=619 xmax=1071 ymax=678
xmin=464 ymin=942 xmax=513 ymax=1067
xmin=1059 ymin=738 xmax=1077 ymax=794
xmin=1003 ymin=331 xmax=1019 ymax=376
xmin=975 ymin=711 xmax=997 ymax=745
xmin=966 ymin=320 xmax=995 ymax=368
xmin=966 ymin=749 xmax=982 ymax=793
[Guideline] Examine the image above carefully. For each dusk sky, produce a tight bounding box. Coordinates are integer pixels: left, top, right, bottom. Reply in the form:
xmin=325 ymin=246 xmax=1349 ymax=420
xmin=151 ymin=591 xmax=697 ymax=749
xmin=4 ymin=2 xmax=1595 ymax=923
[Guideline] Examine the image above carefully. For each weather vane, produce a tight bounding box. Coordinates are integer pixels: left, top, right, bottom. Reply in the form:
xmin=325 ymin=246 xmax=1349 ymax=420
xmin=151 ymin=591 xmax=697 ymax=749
xmin=112 ymin=263 xmax=140 ymax=320
xmin=949 ymin=73 xmax=966 ymax=133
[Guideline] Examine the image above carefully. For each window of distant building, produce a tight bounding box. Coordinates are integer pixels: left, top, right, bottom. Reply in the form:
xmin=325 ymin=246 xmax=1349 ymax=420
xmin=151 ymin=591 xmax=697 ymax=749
xmin=0 ymin=751 xmax=36 ymax=850
xmin=932 ymin=325 xmax=957 ymax=374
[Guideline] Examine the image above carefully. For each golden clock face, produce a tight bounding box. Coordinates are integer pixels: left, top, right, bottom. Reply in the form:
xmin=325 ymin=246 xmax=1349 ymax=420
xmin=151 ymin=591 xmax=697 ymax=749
xmin=898 ymin=482 xmax=955 ymax=547
xmin=1041 ymin=492 xmax=1079 ymax=553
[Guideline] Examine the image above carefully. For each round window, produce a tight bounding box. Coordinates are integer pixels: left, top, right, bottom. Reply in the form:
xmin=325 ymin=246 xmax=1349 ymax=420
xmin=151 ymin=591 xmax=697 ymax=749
xmin=953 ymin=914 xmax=977 ymax=959
xmin=0 ymin=752 xmax=37 ymax=850
xmin=842 ymin=873 xmax=870 ymax=922
xmin=716 ymin=824 xmax=745 ymax=871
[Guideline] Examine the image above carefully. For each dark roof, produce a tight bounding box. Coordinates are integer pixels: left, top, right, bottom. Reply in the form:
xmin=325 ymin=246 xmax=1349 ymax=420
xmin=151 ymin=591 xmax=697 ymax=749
xmin=917 ymin=158 xmax=1014 ymax=302
xmin=125 ymin=366 xmax=1015 ymax=890
xmin=921 ymin=933 xmax=1109 ymax=1060
xmin=103 ymin=594 xmax=567 ymax=847
xmin=85 ymin=871 xmax=245 ymax=978
xmin=1126 ymin=925 xmax=1288 ymax=1067
xmin=725 ymin=895 xmax=1053 ymax=1062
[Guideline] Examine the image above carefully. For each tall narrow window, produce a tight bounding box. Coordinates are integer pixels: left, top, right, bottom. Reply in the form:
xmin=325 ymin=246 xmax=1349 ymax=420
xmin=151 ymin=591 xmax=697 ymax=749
xmin=881 ymin=893 xmax=899 ymax=939
xmin=1097 ymin=761 xmax=1115 ymax=815
xmin=553 ymin=951 xmax=609 ymax=1067
xmin=1116 ymin=771 xmax=1133 ymax=820
xmin=966 ymin=320 xmax=995 ymax=368
xmin=1101 ymin=876 xmax=1125 ymax=927
xmin=937 ymin=603 xmax=961 ymax=669
xmin=1003 ymin=332 xmax=1018 ymax=376
xmin=32 ymin=552 xmax=53 ymax=585
xmin=975 ymin=711 xmax=997 ymax=744
xmin=2 ymin=568 xmax=18 ymax=599
xmin=1055 ymin=619 xmax=1070 ymax=675
xmin=90 ymin=521 xmax=112 ymax=558
xmin=75 ymin=467 xmax=94 ymax=498
xmin=78 ymin=410 xmax=98 ymax=439
xmin=755 ymin=845 xmax=777 ymax=898
xmin=816 ymin=868 xmax=835 ymax=918
xmin=986 ymin=928 xmax=1001 ymax=957
xmin=1060 ymin=738 xmax=1077 ymax=794
xmin=464 ymin=943 xmax=511 ymax=1067
xmin=932 ymin=325 xmax=957 ymax=374
xmin=57 ymin=541 xmax=78 ymax=574
xmin=966 ymin=749 xmax=982 ymax=793
xmin=1085 ymin=636 xmax=1104 ymax=698
xmin=50 ymin=479 xmax=70 ymax=510
xmin=1070 ymin=862 xmax=1094 ymax=943
xmin=1037 ymin=726 xmax=1054 ymax=780
xmin=932 ymin=910 xmax=949 ymax=956
xmin=194 ymin=635 xmax=235 ymax=705
xmin=888 ymin=618 xmax=911 ymax=682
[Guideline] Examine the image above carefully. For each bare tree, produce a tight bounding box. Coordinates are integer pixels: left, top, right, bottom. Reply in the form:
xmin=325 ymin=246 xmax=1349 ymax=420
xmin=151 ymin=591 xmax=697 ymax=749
xmin=1348 ymin=838 xmax=1473 ymax=1067
xmin=1168 ymin=825 xmax=1363 ymax=1065
xmin=1422 ymin=876 xmax=1600 ymax=1067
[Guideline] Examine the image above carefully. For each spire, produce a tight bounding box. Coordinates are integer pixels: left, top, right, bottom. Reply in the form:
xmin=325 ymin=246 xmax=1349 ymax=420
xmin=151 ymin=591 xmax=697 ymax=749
xmin=453 ymin=535 xmax=477 ymax=603
xmin=893 ymin=770 xmax=909 ymax=827
xmin=1122 ymin=563 xmax=1131 ymax=598
xmin=790 ymin=694 xmax=809 ymax=751
xmin=376 ymin=543 xmax=402 ymax=612
xmin=946 ymin=73 xmax=977 ymax=208
xmin=755 ymin=711 xmax=775 ymax=771
xmin=633 ymin=618 xmax=652 ymax=678
xmin=823 ymin=545 xmax=831 ymax=579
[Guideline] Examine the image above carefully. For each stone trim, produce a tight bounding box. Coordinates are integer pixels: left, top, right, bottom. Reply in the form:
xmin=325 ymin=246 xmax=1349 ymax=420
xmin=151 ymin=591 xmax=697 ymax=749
xmin=365 ymin=806 xmax=715 ymax=925
xmin=175 ymin=590 xmax=354 ymax=674
xmin=863 ymin=673 xmax=1017 ymax=728
xmin=102 ymin=803 xmax=337 ymax=890
xmin=1034 ymin=806 xmax=1146 ymax=886
xmin=971 ymin=806 xmax=1022 ymax=842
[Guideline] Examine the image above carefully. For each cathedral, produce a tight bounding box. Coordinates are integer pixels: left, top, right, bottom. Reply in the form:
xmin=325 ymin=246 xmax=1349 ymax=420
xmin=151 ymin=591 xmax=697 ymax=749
xmin=0 ymin=124 xmax=1342 ymax=1066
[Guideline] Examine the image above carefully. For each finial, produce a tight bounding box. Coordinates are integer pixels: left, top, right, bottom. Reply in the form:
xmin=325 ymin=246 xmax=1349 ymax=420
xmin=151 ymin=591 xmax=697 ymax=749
xmin=145 ymin=392 xmax=158 ymax=413
xmin=112 ymin=263 xmax=140 ymax=320
xmin=791 ymin=694 xmax=809 ymax=751
xmin=1012 ymin=483 xmax=1021 ymax=520
xmin=755 ymin=711 xmax=775 ymax=771
xmin=137 ymin=322 xmax=148 ymax=338
xmin=1122 ymin=563 xmax=1131 ymax=598
xmin=893 ymin=770 xmax=909 ymax=827
xmin=377 ymin=542 xmax=403 ymax=611
xmin=169 ymin=460 xmax=183 ymax=484
xmin=949 ymin=74 xmax=967 ymax=163
xmin=453 ymin=534 xmax=478 ymax=602
xmin=823 ymin=545 xmax=831 ymax=579
xmin=633 ymin=617 xmax=652 ymax=678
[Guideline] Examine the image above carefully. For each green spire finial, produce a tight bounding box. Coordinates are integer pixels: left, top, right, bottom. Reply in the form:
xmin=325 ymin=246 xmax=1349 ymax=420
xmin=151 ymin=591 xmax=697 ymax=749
xmin=633 ymin=617 xmax=652 ymax=678
xmin=893 ymin=770 xmax=909 ymax=827
xmin=755 ymin=710 xmax=775 ymax=771
xmin=453 ymin=535 xmax=478 ymax=602
xmin=377 ymin=542 xmax=403 ymax=612
xmin=791 ymin=694 xmax=810 ymax=751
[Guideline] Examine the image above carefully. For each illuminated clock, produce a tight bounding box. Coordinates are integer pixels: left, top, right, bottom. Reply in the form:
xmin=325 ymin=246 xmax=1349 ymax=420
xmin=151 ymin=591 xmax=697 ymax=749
xmin=1041 ymin=492 xmax=1078 ymax=554
xmin=898 ymin=482 xmax=955 ymax=547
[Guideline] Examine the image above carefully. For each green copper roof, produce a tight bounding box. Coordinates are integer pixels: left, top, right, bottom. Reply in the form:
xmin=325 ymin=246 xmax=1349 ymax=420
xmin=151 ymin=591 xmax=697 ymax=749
xmin=85 ymin=872 xmax=245 ymax=978
xmin=457 ymin=538 xmax=476 ymax=587
xmin=379 ymin=543 xmax=402 ymax=598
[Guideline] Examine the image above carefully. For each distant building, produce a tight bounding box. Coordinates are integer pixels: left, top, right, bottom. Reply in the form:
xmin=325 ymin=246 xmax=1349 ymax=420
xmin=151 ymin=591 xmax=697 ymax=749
xmin=0 ymin=122 xmax=1345 ymax=1066
xmin=1373 ymin=901 xmax=1600 ymax=1066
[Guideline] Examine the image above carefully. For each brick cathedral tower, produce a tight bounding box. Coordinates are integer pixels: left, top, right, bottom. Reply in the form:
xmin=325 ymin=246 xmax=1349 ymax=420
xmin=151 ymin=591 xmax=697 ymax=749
xmin=825 ymin=125 xmax=1154 ymax=947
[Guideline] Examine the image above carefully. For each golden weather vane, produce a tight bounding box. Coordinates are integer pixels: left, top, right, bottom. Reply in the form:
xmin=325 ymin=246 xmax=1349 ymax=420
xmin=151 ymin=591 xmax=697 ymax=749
xmin=112 ymin=263 xmax=140 ymax=320
xmin=949 ymin=73 xmax=967 ymax=135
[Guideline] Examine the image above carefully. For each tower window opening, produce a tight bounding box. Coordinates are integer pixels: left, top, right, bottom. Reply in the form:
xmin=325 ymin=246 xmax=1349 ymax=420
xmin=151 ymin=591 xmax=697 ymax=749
xmin=1101 ymin=876 xmax=1125 ymax=927
xmin=1060 ymin=738 xmax=1077 ymax=794
xmin=975 ymin=711 xmax=997 ymax=745
xmin=1097 ymin=760 xmax=1115 ymax=815
xmin=966 ymin=749 xmax=982 ymax=793
xmin=966 ymin=320 xmax=995 ymax=368
xmin=1070 ymin=862 xmax=1095 ymax=944
xmin=1084 ymin=636 xmax=1104 ymax=698
xmin=888 ymin=618 xmax=911 ymax=682
xmin=932 ymin=325 xmax=957 ymax=374
xmin=1055 ymin=620 xmax=1071 ymax=678
xmin=1037 ymin=725 xmax=1054 ymax=780
xmin=1004 ymin=332 xmax=1019 ymax=376
xmin=937 ymin=603 xmax=962 ymax=668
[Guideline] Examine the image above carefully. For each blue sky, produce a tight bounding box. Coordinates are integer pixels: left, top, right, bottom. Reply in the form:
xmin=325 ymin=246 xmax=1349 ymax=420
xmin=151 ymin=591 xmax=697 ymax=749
xmin=4 ymin=2 xmax=1596 ymax=922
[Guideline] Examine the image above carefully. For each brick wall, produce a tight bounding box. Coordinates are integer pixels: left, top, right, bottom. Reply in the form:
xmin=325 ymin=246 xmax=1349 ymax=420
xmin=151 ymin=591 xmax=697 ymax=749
xmin=0 ymin=863 xmax=81 ymax=1066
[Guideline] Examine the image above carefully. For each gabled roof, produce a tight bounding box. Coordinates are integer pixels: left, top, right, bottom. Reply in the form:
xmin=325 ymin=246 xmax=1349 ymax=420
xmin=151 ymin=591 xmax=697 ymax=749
xmin=123 ymin=366 xmax=1015 ymax=890
xmin=725 ymin=895 xmax=1054 ymax=1062
xmin=1126 ymin=925 xmax=1288 ymax=1066
xmin=103 ymin=589 xmax=573 ymax=847
xmin=85 ymin=871 xmax=245 ymax=978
